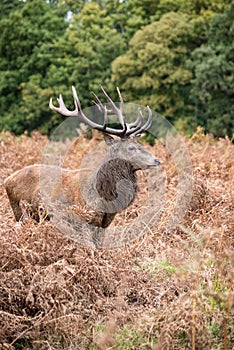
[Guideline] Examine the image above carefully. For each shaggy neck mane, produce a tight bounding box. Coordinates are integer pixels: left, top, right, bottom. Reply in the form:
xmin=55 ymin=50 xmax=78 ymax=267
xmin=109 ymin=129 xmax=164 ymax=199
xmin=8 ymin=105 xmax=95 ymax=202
xmin=95 ymin=158 xmax=138 ymax=202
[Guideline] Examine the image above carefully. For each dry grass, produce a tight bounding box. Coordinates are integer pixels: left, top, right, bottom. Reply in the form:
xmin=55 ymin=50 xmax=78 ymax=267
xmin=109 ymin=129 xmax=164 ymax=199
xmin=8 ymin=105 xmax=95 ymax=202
xmin=0 ymin=129 xmax=233 ymax=349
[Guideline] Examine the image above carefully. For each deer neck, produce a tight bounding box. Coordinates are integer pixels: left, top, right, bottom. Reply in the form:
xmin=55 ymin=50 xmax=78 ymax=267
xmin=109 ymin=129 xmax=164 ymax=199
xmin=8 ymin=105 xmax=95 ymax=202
xmin=95 ymin=158 xmax=138 ymax=202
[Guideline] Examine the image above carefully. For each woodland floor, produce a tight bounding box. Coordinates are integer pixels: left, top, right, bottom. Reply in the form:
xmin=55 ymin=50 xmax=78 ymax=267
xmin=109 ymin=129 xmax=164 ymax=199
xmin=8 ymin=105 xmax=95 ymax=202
xmin=0 ymin=129 xmax=233 ymax=349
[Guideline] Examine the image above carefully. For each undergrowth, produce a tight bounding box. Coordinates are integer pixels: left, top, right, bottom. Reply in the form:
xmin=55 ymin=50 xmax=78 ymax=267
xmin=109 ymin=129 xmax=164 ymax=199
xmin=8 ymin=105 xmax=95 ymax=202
xmin=0 ymin=130 xmax=233 ymax=349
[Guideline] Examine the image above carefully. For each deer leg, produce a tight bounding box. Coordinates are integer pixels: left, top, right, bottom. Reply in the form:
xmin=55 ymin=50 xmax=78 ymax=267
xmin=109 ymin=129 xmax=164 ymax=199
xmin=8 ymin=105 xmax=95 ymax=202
xmin=101 ymin=213 xmax=116 ymax=228
xmin=11 ymin=202 xmax=22 ymax=221
xmin=5 ymin=189 xmax=23 ymax=221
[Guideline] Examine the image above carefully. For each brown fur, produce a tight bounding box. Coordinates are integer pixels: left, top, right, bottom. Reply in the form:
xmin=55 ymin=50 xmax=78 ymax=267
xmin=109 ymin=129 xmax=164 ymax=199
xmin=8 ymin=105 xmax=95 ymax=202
xmin=4 ymin=136 xmax=160 ymax=228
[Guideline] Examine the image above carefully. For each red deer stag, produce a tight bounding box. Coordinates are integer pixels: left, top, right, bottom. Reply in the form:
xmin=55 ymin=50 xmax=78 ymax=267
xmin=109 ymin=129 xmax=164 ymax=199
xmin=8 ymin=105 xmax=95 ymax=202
xmin=4 ymin=86 xmax=160 ymax=228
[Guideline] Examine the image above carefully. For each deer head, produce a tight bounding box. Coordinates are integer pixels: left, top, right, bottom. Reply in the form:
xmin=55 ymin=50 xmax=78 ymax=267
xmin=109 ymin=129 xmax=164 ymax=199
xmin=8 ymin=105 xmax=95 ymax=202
xmin=49 ymin=85 xmax=160 ymax=170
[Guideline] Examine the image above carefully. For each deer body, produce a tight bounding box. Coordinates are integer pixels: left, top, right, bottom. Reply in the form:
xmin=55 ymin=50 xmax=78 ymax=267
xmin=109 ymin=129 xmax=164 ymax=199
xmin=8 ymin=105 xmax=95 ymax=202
xmin=4 ymin=165 xmax=84 ymax=222
xmin=4 ymin=86 xmax=160 ymax=228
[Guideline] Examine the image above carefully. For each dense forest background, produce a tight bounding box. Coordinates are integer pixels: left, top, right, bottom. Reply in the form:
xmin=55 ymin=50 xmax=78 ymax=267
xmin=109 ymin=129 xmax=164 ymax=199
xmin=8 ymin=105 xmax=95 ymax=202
xmin=0 ymin=0 xmax=233 ymax=137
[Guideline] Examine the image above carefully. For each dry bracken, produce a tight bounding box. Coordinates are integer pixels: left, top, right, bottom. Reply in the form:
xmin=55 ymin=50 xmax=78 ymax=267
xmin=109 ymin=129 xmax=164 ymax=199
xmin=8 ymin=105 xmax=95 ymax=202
xmin=0 ymin=130 xmax=233 ymax=349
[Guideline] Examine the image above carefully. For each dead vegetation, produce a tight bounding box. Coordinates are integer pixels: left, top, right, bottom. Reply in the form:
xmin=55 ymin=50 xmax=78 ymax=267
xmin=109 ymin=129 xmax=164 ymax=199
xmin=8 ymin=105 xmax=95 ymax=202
xmin=0 ymin=129 xmax=233 ymax=349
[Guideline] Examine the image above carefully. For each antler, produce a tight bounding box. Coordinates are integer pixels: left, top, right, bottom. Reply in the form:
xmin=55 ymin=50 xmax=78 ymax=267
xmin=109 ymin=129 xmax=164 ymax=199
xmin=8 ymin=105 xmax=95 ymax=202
xmin=49 ymin=86 xmax=152 ymax=138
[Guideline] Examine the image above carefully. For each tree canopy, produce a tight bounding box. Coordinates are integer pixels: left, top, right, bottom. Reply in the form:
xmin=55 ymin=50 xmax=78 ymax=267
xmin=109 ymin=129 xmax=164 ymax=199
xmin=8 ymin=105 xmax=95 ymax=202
xmin=112 ymin=12 xmax=194 ymax=120
xmin=0 ymin=0 xmax=232 ymax=137
xmin=189 ymin=3 xmax=234 ymax=137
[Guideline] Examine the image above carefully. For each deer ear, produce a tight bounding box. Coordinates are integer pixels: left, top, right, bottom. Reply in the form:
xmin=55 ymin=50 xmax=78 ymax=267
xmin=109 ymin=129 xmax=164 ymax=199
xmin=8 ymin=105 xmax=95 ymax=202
xmin=103 ymin=134 xmax=117 ymax=146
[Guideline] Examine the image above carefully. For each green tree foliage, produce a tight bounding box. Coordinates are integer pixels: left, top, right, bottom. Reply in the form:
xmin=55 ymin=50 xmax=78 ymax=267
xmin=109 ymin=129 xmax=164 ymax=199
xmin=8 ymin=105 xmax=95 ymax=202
xmin=0 ymin=0 xmax=232 ymax=136
xmin=189 ymin=4 xmax=234 ymax=137
xmin=0 ymin=0 xmax=67 ymax=134
xmin=119 ymin=0 xmax=230 ymax=41
xmin=111 ymin=0 xmax=232 ymax=135
xmin=61 ymin=2 xmax=126 ymax=103
xmin=112 ymin=12 xmax=194 ymax=121
xmin=0 ymin=1 xmax=125 ymax=134
xmin=0 ymin=0 xmax=24 ymax=20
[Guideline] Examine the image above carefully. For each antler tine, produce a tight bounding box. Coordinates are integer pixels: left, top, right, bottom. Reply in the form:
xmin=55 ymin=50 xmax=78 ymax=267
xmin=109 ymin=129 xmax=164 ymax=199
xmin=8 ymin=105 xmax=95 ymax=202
xmin=91 ymin=91 xmax=102 ymax=109
xmin=91 ymin=90 xmax=117 ymax=121
xmin=127 ymin=110 xmax=142 ymax=129
xmin=143 ymin=106 xmax=153 ymax=131
xmin=49 ymin=93 xmax=79 ymax=117
xmin=71 ymin=85 xmax=82 ymax=112
xmin=71 ymin=86 xmax=109 ymax=130
xmin=100 ymin=85 xmax=126 ymax=129
xmin=92 ymin=91 xmax=103 ymax=110
xmin=126 ymin=108 xmax=144 ymax=136
xmin=116 ymin=87 xmax=124 ymax=113
xmin=90 ymin=92 xmax=109 ymax=129
xmin=128 ymin=106 xmax=152 ymax=136
xmin=103 ymin=105 xmax=109 ymax=130
xmin=129 ymin=106 xmax=152 ymax=137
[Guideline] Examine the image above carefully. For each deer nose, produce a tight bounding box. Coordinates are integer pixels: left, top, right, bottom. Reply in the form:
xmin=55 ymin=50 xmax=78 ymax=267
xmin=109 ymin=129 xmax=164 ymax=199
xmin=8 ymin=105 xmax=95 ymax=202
xmin=154 ymin=158 xmax=160 ymax=166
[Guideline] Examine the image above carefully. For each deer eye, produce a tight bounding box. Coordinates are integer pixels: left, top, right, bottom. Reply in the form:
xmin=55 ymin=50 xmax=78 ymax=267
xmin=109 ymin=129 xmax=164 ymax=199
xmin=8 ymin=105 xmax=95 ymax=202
xmin=128 ymin=145 xmax=136 ymax=152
